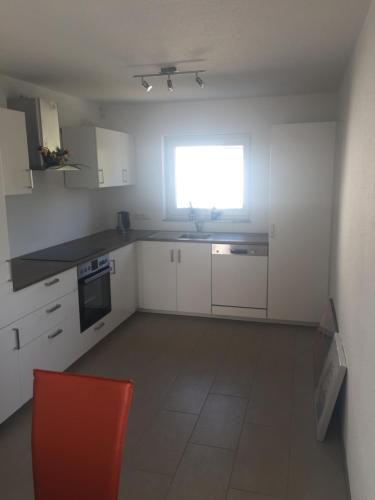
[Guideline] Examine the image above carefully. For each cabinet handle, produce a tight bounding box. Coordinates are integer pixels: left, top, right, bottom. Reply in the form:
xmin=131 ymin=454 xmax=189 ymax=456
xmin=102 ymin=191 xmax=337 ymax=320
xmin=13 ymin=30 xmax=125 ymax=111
xmin=94 ymin=321 xmax=105 ymax=331
xmin=12 ymin=328 xmax=20 ymax=351
xmin=110 ymin=259 xmax=116 ymax=274
xmin=98 ymin=169 xmax=104 ymax=184
xmin=48 ymin=328 xmax=63 ymax=340
xmin=26 ymin=169 xmax=34 ymax=190
xmin=122 ymin=169 xmax=128 ymax=184
xmin=270 ymin=224 xmax=276 ymax=239
xmin=170 ymin=249 xmax=174 ymax=263
xmin=44 ymin=278 xmax=60 ymax=287
xmin=177 ymin=249 xmax=181 ymax=263
xmin=45 ymin=303 xmax=61 ymax=314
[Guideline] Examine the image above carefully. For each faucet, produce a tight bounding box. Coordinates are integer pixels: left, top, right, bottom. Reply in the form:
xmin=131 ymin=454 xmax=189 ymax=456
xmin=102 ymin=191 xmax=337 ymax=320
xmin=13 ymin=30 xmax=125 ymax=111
xmin=188 ymin=202 xmax=204 ymax=232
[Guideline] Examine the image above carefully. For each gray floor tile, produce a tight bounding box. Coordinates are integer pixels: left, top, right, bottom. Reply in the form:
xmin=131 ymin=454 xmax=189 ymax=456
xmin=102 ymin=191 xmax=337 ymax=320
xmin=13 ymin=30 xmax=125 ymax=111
xmin=231 ymin=422 xmax=290 ymax=498
xmin=120 ymin=469 xmax=172 ymax=500
xmin=0 ymin=313 xmax=349 ymax=500
xmin=163 ymin=365 xmax=216 ymax=414
xmin=129 ymin=410 xmax=197 ymax=475
xmin=191 ymin=394 xmax=247 ymax=449
xmin=167 ymin=444 xmax=234 ymax=500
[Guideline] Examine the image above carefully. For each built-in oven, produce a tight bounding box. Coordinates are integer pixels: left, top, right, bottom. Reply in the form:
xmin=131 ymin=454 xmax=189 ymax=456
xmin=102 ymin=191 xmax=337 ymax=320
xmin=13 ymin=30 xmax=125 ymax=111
xmin=77 ymin=254 xmax=111 ymax=332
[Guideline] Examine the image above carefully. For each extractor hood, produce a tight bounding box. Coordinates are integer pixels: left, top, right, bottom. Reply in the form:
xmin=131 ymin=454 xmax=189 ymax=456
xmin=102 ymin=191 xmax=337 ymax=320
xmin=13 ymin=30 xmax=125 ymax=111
xmin=7 ymin=97 xmax=81 ymax=171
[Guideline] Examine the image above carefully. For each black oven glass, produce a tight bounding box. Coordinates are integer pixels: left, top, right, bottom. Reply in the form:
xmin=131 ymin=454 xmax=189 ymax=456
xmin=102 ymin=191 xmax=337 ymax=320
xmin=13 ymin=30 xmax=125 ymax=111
xmin=78 ymin=267 xmax=111 ymax=332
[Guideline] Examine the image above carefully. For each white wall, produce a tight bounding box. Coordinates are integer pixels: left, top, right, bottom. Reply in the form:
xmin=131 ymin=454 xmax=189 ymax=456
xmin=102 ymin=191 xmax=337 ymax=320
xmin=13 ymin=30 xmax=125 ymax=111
xmin=330 ymin=1 xmax=375 ymax=499
xmin=0 ymin=73 xmax=128 ymax=257
xmin=101 ymin=93 xmax=337 ymax=233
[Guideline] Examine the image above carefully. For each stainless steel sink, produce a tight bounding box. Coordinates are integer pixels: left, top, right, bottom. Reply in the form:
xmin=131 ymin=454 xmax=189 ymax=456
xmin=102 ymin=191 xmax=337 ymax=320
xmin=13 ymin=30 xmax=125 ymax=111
xmin=178 ymin=233 xmax=212 ymax=240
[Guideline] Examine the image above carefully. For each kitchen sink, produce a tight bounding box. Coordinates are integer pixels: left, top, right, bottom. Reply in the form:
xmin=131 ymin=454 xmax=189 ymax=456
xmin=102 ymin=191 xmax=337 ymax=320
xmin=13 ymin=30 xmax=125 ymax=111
xmin=178 ymin=233 xmax=212 ymax=240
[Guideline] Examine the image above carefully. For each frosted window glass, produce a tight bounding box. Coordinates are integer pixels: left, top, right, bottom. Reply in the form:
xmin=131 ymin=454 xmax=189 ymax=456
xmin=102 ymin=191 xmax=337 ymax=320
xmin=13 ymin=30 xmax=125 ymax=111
xmin=174 ymin=145 xmax=244 ymax=209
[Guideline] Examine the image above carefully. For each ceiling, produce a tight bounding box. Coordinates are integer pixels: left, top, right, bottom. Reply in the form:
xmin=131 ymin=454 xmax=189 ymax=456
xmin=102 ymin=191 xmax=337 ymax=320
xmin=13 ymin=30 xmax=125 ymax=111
xmin=0 ymin=0 xmax=371 ymax=102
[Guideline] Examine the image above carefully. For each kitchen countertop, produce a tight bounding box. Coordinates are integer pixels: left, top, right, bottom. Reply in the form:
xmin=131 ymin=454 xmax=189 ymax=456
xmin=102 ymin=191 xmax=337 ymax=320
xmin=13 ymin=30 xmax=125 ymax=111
xmin=10 ymin=229 xmax=268 ymax=291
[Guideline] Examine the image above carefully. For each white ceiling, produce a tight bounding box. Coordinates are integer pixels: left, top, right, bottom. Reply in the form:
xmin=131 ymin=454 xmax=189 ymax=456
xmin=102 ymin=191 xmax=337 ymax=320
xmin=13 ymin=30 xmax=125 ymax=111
xmin=0 ymin=0 xmax=371 ymax=102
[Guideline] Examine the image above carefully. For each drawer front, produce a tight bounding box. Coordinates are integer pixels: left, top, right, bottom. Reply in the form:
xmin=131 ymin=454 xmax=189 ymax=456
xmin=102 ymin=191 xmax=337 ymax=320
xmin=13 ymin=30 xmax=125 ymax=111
xmin=16 ymin=290 xmax=79 ymax=347
xmin=19 ymin=313 xmax=81 ymax=403
xmin=0 ymin=267 xmax=77 ymax=328
xmin=0 ymin=323 xmax=20 ymax=355
xmin=81 ymin=314 xmax=112 ymax=351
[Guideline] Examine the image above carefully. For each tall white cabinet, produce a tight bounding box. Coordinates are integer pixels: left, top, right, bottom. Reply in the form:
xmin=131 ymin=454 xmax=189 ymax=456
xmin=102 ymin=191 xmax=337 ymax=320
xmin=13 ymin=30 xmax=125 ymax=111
xmin=268 ymin=122 xmax=336 ymax=323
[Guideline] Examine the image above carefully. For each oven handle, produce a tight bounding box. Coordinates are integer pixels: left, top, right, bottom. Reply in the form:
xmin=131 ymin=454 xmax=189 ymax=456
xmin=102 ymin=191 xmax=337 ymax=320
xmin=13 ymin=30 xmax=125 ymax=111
xmin=81 ymin=267 xmax=110 ymax=285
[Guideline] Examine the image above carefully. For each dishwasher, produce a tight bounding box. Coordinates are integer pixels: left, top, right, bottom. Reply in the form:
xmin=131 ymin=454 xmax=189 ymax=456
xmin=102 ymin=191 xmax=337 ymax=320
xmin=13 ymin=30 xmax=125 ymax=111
xmin=211 ymin=244 xmax=268 ymax=318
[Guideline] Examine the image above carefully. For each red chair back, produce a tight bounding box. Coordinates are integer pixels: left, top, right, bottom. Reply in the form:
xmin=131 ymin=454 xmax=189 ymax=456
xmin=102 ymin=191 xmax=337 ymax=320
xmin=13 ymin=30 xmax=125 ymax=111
xmin=32 ymin=369 xmax=133 ymax=500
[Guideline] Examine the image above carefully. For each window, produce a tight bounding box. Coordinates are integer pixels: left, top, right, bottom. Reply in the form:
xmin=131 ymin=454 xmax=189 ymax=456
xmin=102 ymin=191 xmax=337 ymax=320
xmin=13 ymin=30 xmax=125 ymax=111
xmin=164 ymin=135 xmax=250 ymax=220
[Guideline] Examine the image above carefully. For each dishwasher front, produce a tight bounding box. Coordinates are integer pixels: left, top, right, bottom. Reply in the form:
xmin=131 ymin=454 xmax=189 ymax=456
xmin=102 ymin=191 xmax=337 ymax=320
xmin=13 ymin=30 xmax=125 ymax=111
xmin=211 ymin=244 xmax=268 ymax=316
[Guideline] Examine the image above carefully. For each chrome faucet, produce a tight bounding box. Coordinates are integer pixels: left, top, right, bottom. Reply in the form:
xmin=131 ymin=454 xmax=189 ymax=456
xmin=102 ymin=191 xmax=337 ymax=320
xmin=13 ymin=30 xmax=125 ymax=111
xmin=188 ymin=202 xmax=204 ymax=232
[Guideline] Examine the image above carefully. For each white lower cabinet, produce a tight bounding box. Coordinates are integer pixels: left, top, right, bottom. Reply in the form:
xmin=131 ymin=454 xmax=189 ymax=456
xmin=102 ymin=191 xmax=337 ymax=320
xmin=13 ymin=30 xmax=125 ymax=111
xmin=19 ymin=314 xmax=81 ymax=403
xmin=138 ymin=241 xmax=211 ymax=314
xmin=176 ymin=243 xmax=211 ymax=314
xmin=108 ymin=243 xmax=137 ymax=329
xmin=0 ymin=330 xmax=22 ymax=423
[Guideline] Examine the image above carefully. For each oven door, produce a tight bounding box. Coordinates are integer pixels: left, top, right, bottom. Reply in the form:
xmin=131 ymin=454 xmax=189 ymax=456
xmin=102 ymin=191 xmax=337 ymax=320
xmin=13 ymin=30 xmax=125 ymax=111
xmin=78 ymin=267 xmax=111 ymax=332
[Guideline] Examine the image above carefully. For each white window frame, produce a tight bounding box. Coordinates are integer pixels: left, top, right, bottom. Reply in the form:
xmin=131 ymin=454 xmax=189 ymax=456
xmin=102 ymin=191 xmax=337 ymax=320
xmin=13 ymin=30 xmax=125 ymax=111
xmin=163 ymin=134 xmax=251 ymax=221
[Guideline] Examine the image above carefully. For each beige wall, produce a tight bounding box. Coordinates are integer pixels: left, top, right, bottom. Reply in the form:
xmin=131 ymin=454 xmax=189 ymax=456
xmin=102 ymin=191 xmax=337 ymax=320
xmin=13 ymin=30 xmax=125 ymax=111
xmin=330 ymin=1 xmax=375 ymax=498
xmin=0 ymin=73 xmax=128 ymax=257
xmin=101 ymin=93 xmax=337 ymax=234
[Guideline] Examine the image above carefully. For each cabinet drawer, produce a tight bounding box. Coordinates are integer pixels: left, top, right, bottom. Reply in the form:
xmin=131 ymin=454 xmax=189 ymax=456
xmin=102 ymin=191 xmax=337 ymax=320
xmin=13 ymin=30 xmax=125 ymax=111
xmin=19 ymin=314 xmax=81 ymax=403
xmin=81 ymin=314 xmax=112 ymax=351
xmin=0 ymin=323 xmax=20 ymax=355
xmin=1 ymin=267 xmax=77 ymax=328
xmin=13 ymin=290 xmax=79 ymax=347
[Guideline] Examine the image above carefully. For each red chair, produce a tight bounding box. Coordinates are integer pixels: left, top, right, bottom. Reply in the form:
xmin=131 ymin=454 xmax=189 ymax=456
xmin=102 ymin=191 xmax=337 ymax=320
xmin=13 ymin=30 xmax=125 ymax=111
xmin=32 ymin=369 xmax=134 ymax=500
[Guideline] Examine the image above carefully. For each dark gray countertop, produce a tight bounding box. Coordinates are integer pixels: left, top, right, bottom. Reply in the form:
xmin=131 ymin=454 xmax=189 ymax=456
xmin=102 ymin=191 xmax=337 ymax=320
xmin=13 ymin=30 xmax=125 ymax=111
xmin=10 ymin=229 xmax=268 ymax=291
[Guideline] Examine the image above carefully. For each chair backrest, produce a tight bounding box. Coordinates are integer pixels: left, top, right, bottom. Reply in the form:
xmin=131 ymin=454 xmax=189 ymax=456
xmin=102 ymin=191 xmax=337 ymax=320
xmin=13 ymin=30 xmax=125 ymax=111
xmin=32 ymin=369 xmax=133 ymax=500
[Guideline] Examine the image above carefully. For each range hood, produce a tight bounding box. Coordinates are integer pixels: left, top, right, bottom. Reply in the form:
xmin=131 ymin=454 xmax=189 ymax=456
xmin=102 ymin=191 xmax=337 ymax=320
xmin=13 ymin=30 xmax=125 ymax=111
xmin=7 ymin=97 xmax=80 ymax=171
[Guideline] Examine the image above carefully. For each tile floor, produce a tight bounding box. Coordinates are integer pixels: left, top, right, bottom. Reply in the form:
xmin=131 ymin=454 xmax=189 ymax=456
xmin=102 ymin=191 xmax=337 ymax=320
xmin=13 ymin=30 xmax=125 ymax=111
xmin=0 ymin=313 xmax=349 ymax=499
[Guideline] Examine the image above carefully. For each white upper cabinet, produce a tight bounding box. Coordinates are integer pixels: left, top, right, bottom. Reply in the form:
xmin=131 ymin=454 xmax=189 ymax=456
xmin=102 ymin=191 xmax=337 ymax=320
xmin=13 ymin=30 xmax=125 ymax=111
xmin=0 ymin=108 xmax=33 ymax=196
xmin=268 ymin=122 xmax=336 ymax=323
xmin=62 ymin=126 xmax=135 ymax=189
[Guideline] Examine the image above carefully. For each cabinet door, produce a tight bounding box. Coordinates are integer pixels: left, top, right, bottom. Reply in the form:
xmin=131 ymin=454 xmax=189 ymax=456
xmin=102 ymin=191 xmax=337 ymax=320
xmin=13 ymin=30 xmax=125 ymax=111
xmin=268 ymin=122 xmax=336 ymax=323
xmin=176 ymin=243 xmax=211 ymax=314
xmin=0 ymin=329 xmax=22 ymax=424
xmin=96 ymin=128 xmax=124 ymax=188
xmin=121 ymin=134 xmax=136 ymax=186
xmin=0 ymin=108 xmax=32 ymax=196
xmin=0 ymin=155 xmax=10 ymax=265
xmin=137 ymin=241 xmax=177 ymax=311
xmin=109 ymin=243 xmax=137 ymax=328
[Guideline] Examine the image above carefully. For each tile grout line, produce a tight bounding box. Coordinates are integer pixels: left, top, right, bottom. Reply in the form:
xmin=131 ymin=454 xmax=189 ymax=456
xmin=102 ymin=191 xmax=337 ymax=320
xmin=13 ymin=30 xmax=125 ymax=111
xmin=224 ymin=330 xmax=265 ymax=499
xmin=285 ymin=331 xmax=297 ymax=500
xmin=162 ymin=328 xmax=235 ymax=499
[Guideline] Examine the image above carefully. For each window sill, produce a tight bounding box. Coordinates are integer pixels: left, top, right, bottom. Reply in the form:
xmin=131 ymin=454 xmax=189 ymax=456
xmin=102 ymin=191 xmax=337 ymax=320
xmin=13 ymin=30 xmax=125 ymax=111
xmin=162 ymin=218 xmax=252 ymax=223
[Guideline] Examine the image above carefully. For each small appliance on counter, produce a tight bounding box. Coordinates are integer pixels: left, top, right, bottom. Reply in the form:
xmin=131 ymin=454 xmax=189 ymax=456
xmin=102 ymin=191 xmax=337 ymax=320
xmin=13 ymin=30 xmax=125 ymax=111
xmin=117 ymin=211 xmax=131 ymax=233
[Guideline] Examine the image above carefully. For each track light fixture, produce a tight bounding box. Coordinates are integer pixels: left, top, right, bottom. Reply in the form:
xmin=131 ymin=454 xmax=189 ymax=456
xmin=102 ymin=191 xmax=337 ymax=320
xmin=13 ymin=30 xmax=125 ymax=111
xmin=167 ymin=75 xmax=174 ymax=92
xmin=141 ymin=77 xmax=152 ymax=92
xmin=195 ymin=72 xmax=204 ymax=88
xmin=134 ymin=66 xmax=206 ymax=93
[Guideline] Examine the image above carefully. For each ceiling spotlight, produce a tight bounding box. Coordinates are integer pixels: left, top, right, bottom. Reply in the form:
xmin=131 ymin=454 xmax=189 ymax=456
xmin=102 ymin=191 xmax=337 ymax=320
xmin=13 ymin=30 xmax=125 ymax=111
xmin=167 ymin=75 xmax=174 ymax=92
xmin=141 ymin=77 xmax=152 ymax=92
xmin=195 ymin=72 xmax=204 ymax=88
